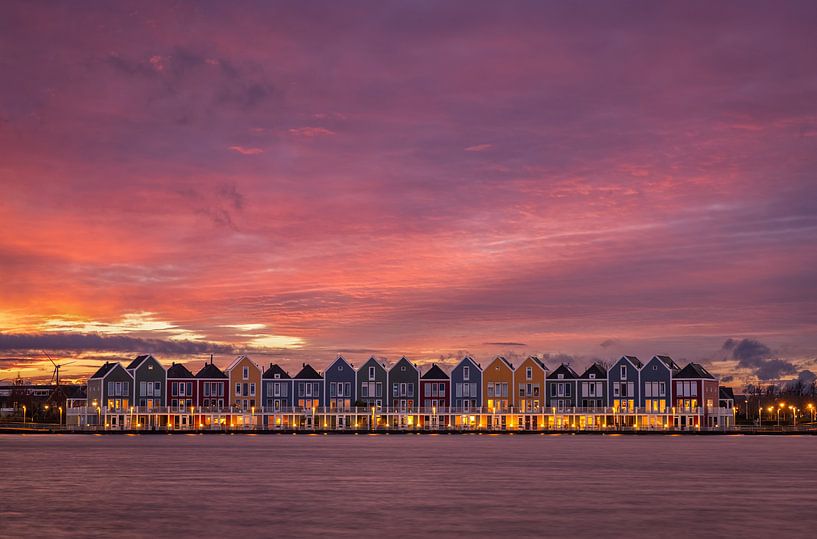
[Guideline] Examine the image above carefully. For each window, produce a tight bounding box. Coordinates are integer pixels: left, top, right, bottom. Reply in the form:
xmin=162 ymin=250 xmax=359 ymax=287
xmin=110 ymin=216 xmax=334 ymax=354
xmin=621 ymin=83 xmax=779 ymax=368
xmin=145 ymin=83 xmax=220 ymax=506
xmin=620 ymin=365 xmax=626 ymax=379
xmin=487 ymin=383 xmax=495 ymax=398
xmin=155 ymin=382 xmax=161 ymax=394
xmin=369 ymin=366 xmax=375 ymax=381
xmin=361 ymin=384 xmax=369 ymax=398
xmin=250 ymin=383 xmax=256 ymax=397
xmin=659 ymin=382 xmax=666 ymax=397
xmin=463 ymin=366 xmax=470 ymax=381
xmin=236 ymin=383 xmax=241 ymax=396
xmin=589 ymin=373 xmax=595 ymax=379
xmin=653 ymin=364 xmax=658 ymax=371
xmin=526 ymin=367 xmax=532 ymax=380
xmin=345 ymin=382 xmax=351 ymax=397
xmin=203 ymin=383 xmax=210 ymax=397
xmin=243 ymin=367 xmax=249 ymax=380
xmin=393 ymin=383 xmax=398 ymax=397
xmin=330 ymin=383 xmax=337 ymax=397
xmin=408 ymin=384 xmax=414 ymax=397
xmin=439 ymin=383 xmax=445 ymax=397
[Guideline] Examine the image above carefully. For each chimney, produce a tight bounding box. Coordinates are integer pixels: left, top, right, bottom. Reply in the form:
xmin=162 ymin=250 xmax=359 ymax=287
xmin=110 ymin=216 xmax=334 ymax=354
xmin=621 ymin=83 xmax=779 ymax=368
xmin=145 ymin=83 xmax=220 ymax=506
xmin=210 ymin=354 xmax=214 ymax=365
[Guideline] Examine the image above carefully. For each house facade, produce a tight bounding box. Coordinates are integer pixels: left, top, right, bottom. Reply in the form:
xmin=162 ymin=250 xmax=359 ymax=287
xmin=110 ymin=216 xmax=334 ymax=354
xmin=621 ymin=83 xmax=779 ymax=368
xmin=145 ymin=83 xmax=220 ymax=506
xmin=388 ymin=357 xmax=419 ymax=411
xmin=293 ymin=363 xmax=324 ymax=410
xmin=641 ymin=355 xmax=678 ymax=416
xmin=166 ymin=362 xmax=196 ymax=411
xmin=356 ymin=357 xmax=387 ymax=411
xmin=87 ymin=362 xmax=133 ymax=426
xmin=546 ymin=364 xmax=578 ymax=411
xmin=262 ymin=364 xmax=292 ymax=412
xmin=324 ymin=356 xmax=356 ymax=412
xmin=578 ymin=363 xmax=607 ymax=409
xmin=420 ymin=364 xmax=450 ymax=411
xmin=227 ymin=355 xmax=262 ymax=411
xmin=483 ymin=356 xmax=514 ymax=412
xmin=674 ymin=363 xmax=720 ymax=428
xmin=513 ymin=356 xmax=547 ymax=412
xmin=195 ymin=360 xmax=228 ymax=410
xmin=450 ymin=356 xmax=481 ymax=412
xmin=608 ymin=356 xmax=642 ymax=414
xmin=127 ymin=354 xmax=166 ymax=416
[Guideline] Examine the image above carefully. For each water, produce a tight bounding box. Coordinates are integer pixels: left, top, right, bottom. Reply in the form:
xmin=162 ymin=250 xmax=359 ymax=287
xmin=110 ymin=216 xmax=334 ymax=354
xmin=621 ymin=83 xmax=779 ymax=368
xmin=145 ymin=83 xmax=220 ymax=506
xmin=1 ymin=433 xmax=815 ymax=538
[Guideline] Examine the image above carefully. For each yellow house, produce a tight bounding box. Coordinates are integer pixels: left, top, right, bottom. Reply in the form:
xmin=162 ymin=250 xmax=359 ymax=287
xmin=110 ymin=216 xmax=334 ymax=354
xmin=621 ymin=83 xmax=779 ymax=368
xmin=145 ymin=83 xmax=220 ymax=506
xmin=226 ymin=355 xmax=262 ymax=411
xmin=513 ymin=356 xmax=547 ymax=412
xmin=483 ymin=356 xmax=514 ymax=412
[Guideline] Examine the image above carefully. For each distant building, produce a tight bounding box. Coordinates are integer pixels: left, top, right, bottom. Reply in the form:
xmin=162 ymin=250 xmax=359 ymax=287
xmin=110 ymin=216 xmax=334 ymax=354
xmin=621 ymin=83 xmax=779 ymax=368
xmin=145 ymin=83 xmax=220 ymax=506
xmin=226 ymin=355 xmax=262 ymax=411
xmin=546 ymin=363 xmax=578 ymax=411
xmin=514 ymin=356 xmax=547 ymax=412
xmin=420 ymin=364 xmax=450 ymax=411
xmin=324 ymin=356 xmax=356 ymax=412
xmin=578 ymin=363 xmax=607 ymax=409
xmin=356 ymin=357 xmax=387 ymax=411
xmin=388 ymin=357 xmax=419 ymax=412
xmin=483 ymin=356 xmax=514 ymax=412
xmin=449 ymin=356 xmax=481 ymax=413
xmin=262 ymin=363 xmax=292 ymax=412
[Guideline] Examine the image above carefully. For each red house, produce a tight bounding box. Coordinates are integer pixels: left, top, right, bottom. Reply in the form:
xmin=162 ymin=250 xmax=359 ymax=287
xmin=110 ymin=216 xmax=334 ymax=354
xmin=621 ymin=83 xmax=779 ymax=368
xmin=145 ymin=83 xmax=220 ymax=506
xmin=195 ymin=359 xmax=228 ymax=409
xmin=673 ymin=363 xmax=719 ymax=429
xmin=167 ymin=363 xmax=196 ymax=410
xmin=420 ymin=364 xmax=450 ymax=411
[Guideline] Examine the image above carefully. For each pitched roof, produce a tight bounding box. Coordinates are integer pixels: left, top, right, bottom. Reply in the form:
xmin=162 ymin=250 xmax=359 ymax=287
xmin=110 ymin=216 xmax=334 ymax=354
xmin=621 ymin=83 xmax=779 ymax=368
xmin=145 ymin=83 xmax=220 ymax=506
xmin=620 ymin=355 xmax=643 ymax=368
xmin=90 ymin=362 xmax=119 ymax=379
xmin=719 ymin=386 xmax=735 ymax=400
xmin=653 ymin=355 xmax=681 ymax=372
xmin=225 ymin=354 xmax=259 ymax=372
xmin=675 ymin=362 xmax=716 ymax=380
xmin=195 ymin=362 xmax=227 ymax=379
xmin=360 ymin=356 xmax=387 ymax=371
xmin=487 ymin=356 xmax=514 ymax=370
xmin=550 ymin=363 xmax=579 ymax=379
xmin=421 ymin=364 xmax=449 ymax=380
xmin=326 ymin=356 xmax=354 ymax=371
xmin=389 ymin=356 xmax=419 ymax=373
xmin=263 ymin=364 xmax=291 ymax=379
xmin=579 ymin=362 xmax=607 ymax=379
xmin=126 ymin=354 xmax=153 ymax=370
xmin=293 ymin=363 xmax=323 ymax=379
xmin=456 ymin=355 xmax=482 ymax=371
xmin=167 ymin=363 xmax=194 ymax=379
xmin=527 ymin=356 xmax=549 ymax=371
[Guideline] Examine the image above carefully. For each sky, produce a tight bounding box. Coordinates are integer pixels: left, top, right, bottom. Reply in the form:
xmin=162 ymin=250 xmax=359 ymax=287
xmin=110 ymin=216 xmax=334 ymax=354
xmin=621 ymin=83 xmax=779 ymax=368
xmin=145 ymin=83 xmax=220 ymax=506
xmin=1 ymin=1 xmax=816 ymax=388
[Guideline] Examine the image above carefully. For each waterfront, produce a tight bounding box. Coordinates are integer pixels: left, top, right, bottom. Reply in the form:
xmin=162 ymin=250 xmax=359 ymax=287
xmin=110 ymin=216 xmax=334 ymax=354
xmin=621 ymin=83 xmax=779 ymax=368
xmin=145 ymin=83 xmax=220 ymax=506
xmin=1 ymin=435 xmax=816 ymax=537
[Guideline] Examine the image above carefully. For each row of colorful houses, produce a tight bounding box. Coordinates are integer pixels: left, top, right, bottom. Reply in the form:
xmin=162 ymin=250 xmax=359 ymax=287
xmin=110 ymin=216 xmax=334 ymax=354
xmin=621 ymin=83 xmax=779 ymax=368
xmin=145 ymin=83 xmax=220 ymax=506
xmin=72 ymin=353 xmax=734 ymax=430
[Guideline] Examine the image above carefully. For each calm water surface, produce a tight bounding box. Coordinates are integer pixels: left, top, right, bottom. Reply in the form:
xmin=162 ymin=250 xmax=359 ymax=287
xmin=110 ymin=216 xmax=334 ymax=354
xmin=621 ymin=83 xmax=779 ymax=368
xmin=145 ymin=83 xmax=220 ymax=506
xmin=1 ymin=434 xmax=815 ymax=538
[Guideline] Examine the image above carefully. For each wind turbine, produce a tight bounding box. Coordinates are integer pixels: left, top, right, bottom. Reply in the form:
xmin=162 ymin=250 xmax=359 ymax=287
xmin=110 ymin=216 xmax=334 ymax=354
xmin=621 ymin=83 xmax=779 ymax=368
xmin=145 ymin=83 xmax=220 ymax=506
xmin=45 ymin=352 xmax=75 ymax=386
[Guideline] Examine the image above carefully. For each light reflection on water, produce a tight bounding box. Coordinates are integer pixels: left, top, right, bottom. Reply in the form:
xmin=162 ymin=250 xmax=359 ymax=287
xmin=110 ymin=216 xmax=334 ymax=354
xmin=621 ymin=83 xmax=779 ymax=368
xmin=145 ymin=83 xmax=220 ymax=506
xmin=1 ymin=434 xmax=815 ymax=537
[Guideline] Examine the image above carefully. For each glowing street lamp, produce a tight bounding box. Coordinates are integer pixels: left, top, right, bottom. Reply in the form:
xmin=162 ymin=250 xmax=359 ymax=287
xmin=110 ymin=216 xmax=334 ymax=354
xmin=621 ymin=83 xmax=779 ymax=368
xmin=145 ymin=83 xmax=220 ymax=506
xmin=22 ymin=405 xmax=26 ymax=426
xmin=58 ymin=406 xmax=63 ymax=426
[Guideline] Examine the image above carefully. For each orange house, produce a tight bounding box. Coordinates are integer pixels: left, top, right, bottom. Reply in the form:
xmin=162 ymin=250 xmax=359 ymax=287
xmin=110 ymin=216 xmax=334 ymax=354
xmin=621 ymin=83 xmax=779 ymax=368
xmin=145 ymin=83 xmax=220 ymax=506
xmin=226 ymin=355 xmax=262 ymax=411
xmin=513 ymin=356 xmax=547 ymax=412
xmin=483 ymin=356 xmax=515 ymax=412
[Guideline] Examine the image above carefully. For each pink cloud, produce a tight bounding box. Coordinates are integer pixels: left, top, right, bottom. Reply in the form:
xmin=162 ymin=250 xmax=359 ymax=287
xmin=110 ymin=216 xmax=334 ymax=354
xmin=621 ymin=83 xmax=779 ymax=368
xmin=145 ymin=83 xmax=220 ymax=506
xmin=228 ymin=146 xmax=264 ymax=155
xmin=288 ymin=127 xmax=336 ymax=138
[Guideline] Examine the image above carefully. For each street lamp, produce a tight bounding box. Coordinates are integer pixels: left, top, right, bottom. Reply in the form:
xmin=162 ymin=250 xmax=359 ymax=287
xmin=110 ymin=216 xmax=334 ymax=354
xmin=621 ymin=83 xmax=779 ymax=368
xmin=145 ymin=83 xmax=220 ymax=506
xmin=22 ymin=405 xmax=26 ymax=425
xmin=808 ymin=403 xmax=815 ymax=422
xmin=58 ymin=406 xmax=63 ymax=427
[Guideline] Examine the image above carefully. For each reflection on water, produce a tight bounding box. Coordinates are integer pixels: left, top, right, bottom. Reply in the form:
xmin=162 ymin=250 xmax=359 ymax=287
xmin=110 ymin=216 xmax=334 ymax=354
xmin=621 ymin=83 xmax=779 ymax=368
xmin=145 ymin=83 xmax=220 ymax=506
xmin=1 ymin=434 xmax=815 ymax=537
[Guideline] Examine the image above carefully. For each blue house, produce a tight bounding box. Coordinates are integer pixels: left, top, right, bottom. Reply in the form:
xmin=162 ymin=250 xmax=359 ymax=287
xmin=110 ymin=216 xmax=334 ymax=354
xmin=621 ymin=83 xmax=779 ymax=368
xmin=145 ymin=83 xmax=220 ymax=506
xmin=640 ymin=355 xmax=679 ymax=415
xmin=546 ymin=364 xmax=579 ymax=410
xmin=324 ymin=356 xmax=356 ymax=412
xmin=388 ymin=357 xmax=420 ymax=411
xmin=356 ymin=356 xmax=387 ymax=411
xmin=450 ymin=356 xmax=482 ymax=412
xmin=262 ymin=363 xmax=292 ymax=412
xmin=608 ymin=355 xmax=642 ymax=414
xmin=293 ymin=363 xmax=324 ymax=411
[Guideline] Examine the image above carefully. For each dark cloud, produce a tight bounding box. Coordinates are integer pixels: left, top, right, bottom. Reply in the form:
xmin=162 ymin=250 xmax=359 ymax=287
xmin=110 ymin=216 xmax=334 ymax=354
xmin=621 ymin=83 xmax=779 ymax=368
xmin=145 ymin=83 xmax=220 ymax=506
xmin=721 ymin=375 xmax=735 ymax=383
xmin=541 ymin=353 xmax=577 ymax=367
xmin=0 ymin=333 xmax=235 ymax=356
xmin=599 ymin=339 xmax=618 ymax=349
xmin=483 ymin=342 xmax=526 ymax=347
xmin=724 ymin=338 xmax=796 ymax=380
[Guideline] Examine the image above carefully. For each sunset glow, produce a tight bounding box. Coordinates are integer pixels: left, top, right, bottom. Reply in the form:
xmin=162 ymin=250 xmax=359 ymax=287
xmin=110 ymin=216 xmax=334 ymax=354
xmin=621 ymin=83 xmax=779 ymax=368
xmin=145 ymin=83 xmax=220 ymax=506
xmin=1 ymin=2 xmax=816 ymax=387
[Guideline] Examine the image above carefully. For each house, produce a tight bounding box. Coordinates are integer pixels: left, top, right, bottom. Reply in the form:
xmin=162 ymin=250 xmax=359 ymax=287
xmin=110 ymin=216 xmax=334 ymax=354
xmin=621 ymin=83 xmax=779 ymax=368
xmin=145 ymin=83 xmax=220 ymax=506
xmin=293 ymin=363 xmax=324 ymax=411
xmin=127 ymin=354 xmax=166 ymax=412
xmin=513 ymin=356 xmax=547 ymax=412
xmin=388 ymin=357 xmax=420 ymax=412
xmin=546 ymin=364 xmax=579 ymax=411
xmin=719 ymin=386 xmax=735 ymax=410
xmin=449 ymin=356 xmax=481 ymax=413
xmin=578 ymin=362 xmax=607 ymax=409
xmin=483 ymin=356 xmax=514 ymax=413
xmin=166 ymin=362 xmax=196 ymax=411
xmin=608 ymin=355 xmax=642 ymax=415
xmin=641 ymin=355 xmax=679 ymax=418
xmin=226 ymin=355 xmax=262 ymax=411
xmin=673 ymin=362 xmax=720 ymax=428
xmin=420 ymin=364 xmax=450 ymax=411
xmin=356 ymin=356 xmax=387 ymax=411
xmin=324 ymin=356 xmax=356 ymax=412
xmin=262 ymin=364 xmax=292 ymax=412
xmin=86 ymin=362 xmax=132 ymax=427
xmin=195 ymin=359 xmax=228 ymax=410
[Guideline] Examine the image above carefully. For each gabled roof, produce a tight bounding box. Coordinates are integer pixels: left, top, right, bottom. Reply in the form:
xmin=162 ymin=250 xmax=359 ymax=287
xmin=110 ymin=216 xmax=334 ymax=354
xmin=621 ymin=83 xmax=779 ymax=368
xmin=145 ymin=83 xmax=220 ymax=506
xmin=676 ymin=362 xmax=715 ymax=380
xmin=360 ymin=356 xmax=388 ymax=371
xmin=293 ymin=363 xmax=323 ymax=380
xmin=225 ymin=354 xmax=261 ymax=373
xmin=263 ymin=364 xmax=291 ymax=379
xmin=579 ymin=362 xmax=607 ymax=379
xmin=421 ymin=364 xmax=449 ymax=380
xmin=455 ymin=355 xmax=482 ymax=371
xmin=526 ymin=356 xmax=549 ymax=371
xmin=550 ymin=363 xmax=579 ymax=379
xmin=167 ymin=363 xmax=194 ymax=379
xmin=90 ymin=362 xmax=120 ymax=379
xmin=619 ymin=355 xmax=643 ymax=369
xmin=719 ymin=386 xmax=735 ymax=400
xmin=195 ymin=362 xmax=227 ymax=379
xmin=652 ymin=355 xmax=681 ymax=372
xmin=389 ymin=356 xmax=419 ymax=373
xmin=487 ymin=356 xmax=514 ymax=371
xmin=326 ymin=356 xmax=354 ymax=372
xmin=127 ymin=354 xmax=154 ymax=370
